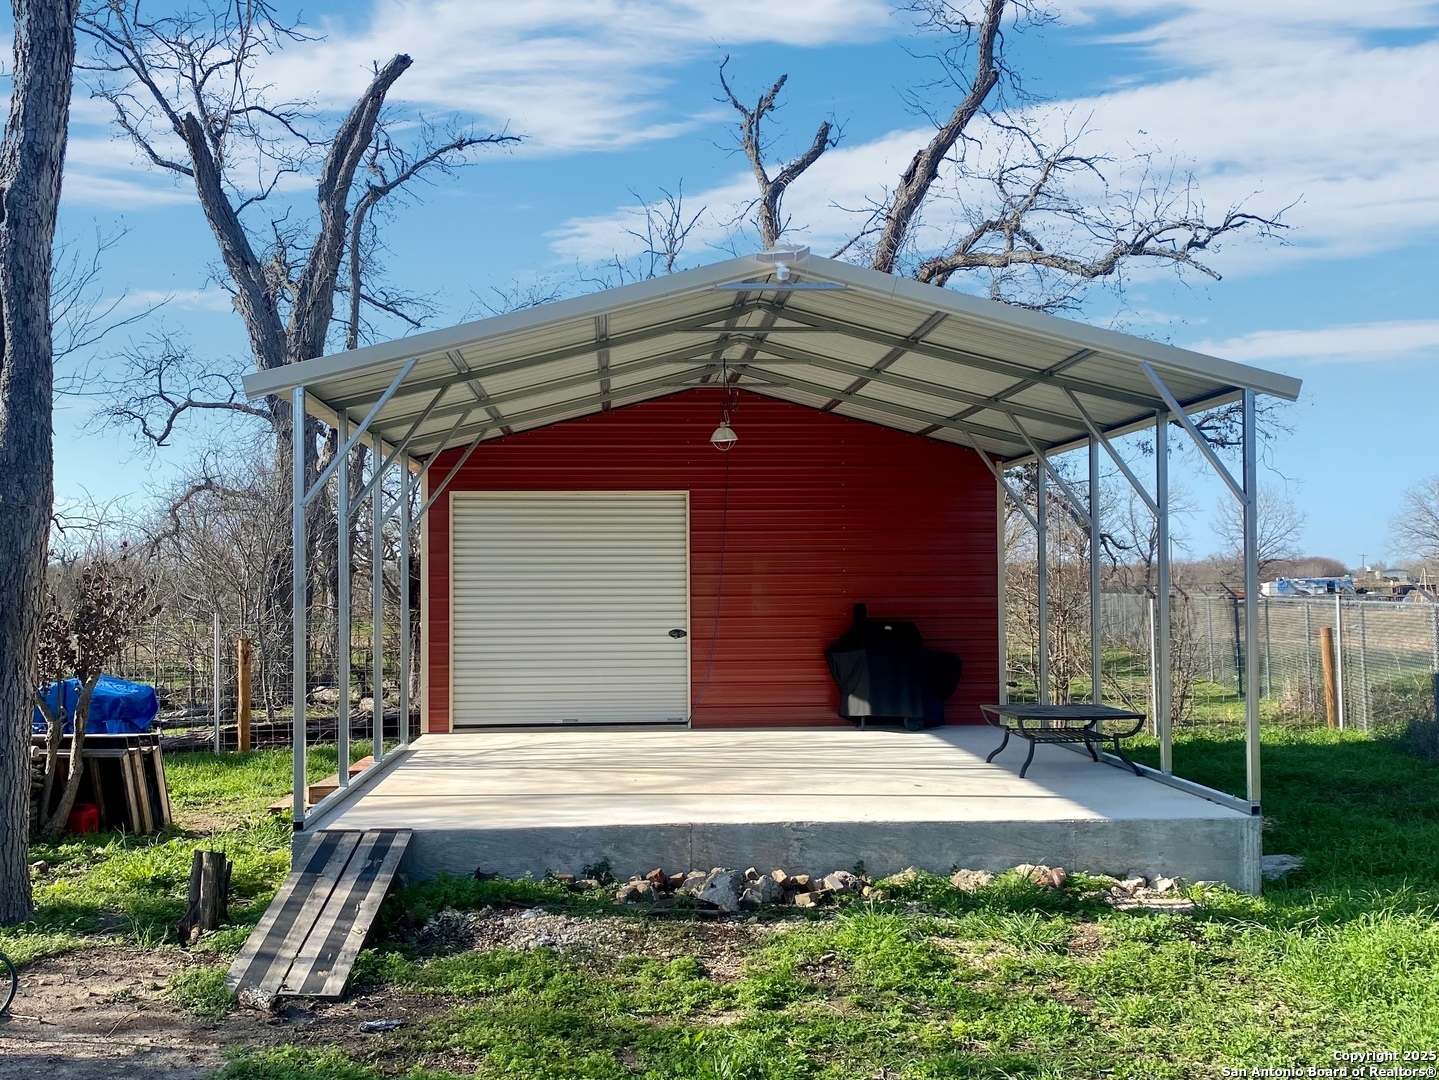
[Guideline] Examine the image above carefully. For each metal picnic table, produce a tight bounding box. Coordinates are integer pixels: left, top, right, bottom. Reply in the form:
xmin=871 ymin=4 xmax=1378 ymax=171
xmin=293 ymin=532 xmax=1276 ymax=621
xmin=980 ymin=703 xmax=1147 ymax=779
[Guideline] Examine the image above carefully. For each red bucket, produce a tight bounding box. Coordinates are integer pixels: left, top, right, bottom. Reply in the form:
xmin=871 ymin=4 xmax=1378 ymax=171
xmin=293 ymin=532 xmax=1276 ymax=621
xmin=66 ymin=803 xmax=100 ymax=835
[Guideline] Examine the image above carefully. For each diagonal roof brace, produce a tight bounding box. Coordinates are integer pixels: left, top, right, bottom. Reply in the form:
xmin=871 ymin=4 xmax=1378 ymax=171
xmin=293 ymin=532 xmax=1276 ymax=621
xmin=1139 ymin=361 xmax=1245 ymax=502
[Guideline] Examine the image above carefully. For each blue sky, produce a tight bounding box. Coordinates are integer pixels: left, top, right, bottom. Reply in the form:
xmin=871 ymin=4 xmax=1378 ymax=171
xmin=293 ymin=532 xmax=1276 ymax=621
xmin=49 ymin=0 xmax=1439 ymax=567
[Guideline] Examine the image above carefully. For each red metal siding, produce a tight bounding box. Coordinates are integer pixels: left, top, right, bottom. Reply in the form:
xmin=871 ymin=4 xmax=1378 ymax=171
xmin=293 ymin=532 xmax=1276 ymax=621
xmin=425 ymin=389 xmax=998 ymax=732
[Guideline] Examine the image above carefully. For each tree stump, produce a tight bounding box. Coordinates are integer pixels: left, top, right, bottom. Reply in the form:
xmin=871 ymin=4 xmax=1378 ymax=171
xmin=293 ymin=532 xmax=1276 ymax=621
xmin=179 ymin=849 xmax=232 ymax=945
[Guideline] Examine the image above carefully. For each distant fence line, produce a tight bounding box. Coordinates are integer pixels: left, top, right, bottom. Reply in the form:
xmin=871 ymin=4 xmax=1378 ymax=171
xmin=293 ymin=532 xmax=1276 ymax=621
xmin=1091 ymin=592 xmax=1439 ymax=732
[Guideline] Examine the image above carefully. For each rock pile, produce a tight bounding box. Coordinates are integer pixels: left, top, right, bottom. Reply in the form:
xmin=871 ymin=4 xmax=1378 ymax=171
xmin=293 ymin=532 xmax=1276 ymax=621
xmin=579 ymin=862 xmax=1210 ymax=915
xmin=611 ymin=866 xmax=870 ymax=913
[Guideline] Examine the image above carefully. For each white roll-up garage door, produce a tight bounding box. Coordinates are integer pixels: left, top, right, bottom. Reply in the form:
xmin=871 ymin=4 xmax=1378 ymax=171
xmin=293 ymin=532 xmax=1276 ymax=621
xmin=450 ymin=491 xmax=690 ymax=726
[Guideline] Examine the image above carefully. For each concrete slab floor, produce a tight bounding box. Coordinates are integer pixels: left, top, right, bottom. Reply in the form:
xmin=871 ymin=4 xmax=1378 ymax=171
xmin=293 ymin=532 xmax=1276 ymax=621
xmin=308 ymin=725 xmax=1260 ymax=891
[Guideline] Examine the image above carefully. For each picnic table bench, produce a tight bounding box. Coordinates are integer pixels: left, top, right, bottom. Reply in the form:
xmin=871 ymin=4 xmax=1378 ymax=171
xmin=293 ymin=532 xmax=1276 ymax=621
xmin=980 ymin=703 xmax=1147 ymax=778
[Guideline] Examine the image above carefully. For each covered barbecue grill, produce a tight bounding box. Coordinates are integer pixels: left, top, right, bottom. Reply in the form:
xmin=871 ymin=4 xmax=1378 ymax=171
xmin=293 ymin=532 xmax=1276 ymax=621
xmin=824 ymin=604 xmax=962 ymax=730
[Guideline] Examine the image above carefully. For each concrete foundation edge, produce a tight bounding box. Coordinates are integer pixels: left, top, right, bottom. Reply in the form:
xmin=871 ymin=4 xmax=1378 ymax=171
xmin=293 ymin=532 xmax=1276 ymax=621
xmin=321 ymin=813 xmax=1262 ymax=894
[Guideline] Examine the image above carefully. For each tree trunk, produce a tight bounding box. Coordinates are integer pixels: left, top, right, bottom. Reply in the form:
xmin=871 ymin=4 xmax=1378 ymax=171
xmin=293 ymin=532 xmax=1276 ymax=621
xmin=0 ymin=0 xmax=79 ymax=925
xmin=43 ymin=674 xmax=98 ymax=837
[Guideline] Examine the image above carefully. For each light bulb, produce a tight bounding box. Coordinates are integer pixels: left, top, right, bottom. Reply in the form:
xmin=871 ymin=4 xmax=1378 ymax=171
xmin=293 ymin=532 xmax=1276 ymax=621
xmin=710 ymin=420 xmax=738 ymax=451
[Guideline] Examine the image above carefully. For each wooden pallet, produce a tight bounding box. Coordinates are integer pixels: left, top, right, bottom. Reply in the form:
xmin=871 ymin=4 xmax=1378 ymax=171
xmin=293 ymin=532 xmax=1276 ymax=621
xmin=226 ymin=828 xmax=411 ymax=999
xmin=30 ymin=733 xmax=173 ymax=835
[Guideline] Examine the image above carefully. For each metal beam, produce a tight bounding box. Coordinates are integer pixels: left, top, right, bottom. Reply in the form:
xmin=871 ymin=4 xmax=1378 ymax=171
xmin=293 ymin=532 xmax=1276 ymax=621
xmin=418 ymin=435 xmax=485 ymax=519
xmin=953 ymin=348 xmax=1096 ymax=425
xmin=380 ymin=342 xmax=722 ymax=436
xmin=821 ymin=310 xmax=948 ymax=412
xmin=1242 ymin=389 xmax=1261 ymax=806
xmin=1037 ymin=463 xmax=1050 ymax=705
xmin=973 ymin=449 xmax=1038 ymax=530
xmin=291 ymin=386 xmax=308 ymax=825
xmin=1012 ymin=418 xmax=1091 ymax=529
xmin=1065 ymin=389 xmax=1159 ymax=516
xmin=1139 ymin=361 xmax=1245 ymax=502
xmin=398 ymin=468 xmax=413 ymax=749
xmin=326 ymin=302 xmax=760 ymax=414
xmin=1089 ymin=437 xmax=1103 ymax=705
xmin=336 ymin=411 xmax=352 ymax=789
xmin=413 ymin=364 xmax=723 ymax=456
xmin=733 ymin=335 xmax=1083 ymax=431
xmin=595 ymin=315 xmax=611 ymax=412
xmin=1155 ymin=410 xmax=1173 ymax=773
xmin=371 ymin=431 xmax=385 ymax=767
xmin=304 ymin=356 xmax=418 ymax=505
xmin=447 ymin=350 xmax=512 ymax=436
xmin=752 ymin=302 xmax=1167 ymax=410
xmin=730 ymin=364 xmax=1033 ymax=452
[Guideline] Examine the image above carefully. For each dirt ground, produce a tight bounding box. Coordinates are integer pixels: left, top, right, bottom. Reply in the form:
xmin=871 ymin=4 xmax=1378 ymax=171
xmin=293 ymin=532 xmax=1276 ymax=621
xmin=0 ymin=947 xmax=452 ymax=1080
xmin=0 ymin=911 xmax=787 ymax=1078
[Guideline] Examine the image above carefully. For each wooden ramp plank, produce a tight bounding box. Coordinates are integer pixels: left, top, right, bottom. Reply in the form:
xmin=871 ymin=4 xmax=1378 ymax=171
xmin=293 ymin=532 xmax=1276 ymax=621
xmin=227 ymin=829 xmax=410 ymax=1000
xmin=284 ymin=829 xmax=411 ymax=997
xmin=225 ymin=831 xmax=361 ymax=993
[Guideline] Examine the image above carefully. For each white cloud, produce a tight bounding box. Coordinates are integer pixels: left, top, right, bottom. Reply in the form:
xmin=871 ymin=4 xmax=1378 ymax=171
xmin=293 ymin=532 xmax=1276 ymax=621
xmin=114 ymin=288 xmax=234 ymax=313
xmin=1190 ymin=320 xmax=1439 ymax=365
xmin=264 ymin=0 xmax=890 ymax=154
xmin=552 ymin=1 xmax=1439 ymax=274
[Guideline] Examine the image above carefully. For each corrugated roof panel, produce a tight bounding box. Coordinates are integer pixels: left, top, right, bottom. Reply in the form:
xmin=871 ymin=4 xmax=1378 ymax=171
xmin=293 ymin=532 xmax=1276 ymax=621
xmin=831 ymin=400 xmax=931 ymax=434
xmin=244 ymin=252 xmax=1300 ymax=466
xmin=885 ymin=352 xmax=1020 ymax=401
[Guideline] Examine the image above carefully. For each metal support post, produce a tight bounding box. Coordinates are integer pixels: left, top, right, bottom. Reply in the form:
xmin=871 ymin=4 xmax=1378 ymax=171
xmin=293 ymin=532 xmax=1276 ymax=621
xmin=1036 ymin=463 xmax=1050 ymax=704
xmin=998 ymin=481 xmax=1009 ymax=705
xmin=1155 ymin=410 xmax=1172 ymax=773
xmin=336 ymin=426 xmax=351 ymax=786
xmin=291 ymin=386 xmax=308 ymax=825
xmin=372 ymin=432 xmax=385 ymax=765
xmin=1089 ymin=437 xmax=1103 ymax=704
xmin=1335 ymin=593 xmax=1346 ymax=730
xmin=1241 ymin=390 xmax=1261 ymax=806
xmin=399 ymin=467 xmax=413 ymax=748
xmin=212 ymin=611 xmax=221 ymax=753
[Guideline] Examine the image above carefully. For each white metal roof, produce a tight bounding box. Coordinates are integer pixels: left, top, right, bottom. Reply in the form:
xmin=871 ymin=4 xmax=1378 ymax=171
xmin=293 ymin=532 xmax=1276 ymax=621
xmin=242 ymin=250 xmax=1301 ymax=465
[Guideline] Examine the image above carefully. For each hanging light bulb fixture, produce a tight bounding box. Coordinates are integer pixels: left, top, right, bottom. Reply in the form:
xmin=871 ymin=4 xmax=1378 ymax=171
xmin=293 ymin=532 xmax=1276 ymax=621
xmin=710 ymin=354 xmax=739 ymax=451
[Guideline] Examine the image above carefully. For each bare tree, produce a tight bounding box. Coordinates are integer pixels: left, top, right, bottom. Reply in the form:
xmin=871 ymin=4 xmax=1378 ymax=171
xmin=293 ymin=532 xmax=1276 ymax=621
xmin=79 ymin=1 xmax=517 ymax=460
xmin=1390 ymin=476 xmax=1439 ymax=565
xmin=33 ymin=551 xmax=160 ymax=837
xmin=726 ymin=0 xmax=1286 ymax=311
xmin=0 ymin=0 xmax=79 ymax=925
xmin=1213 ymin=485 xmax=1306 ymax=580
xmin=624 ymin=185 xmax=706 ymax=278
xmin=718 ymin=58 xmax=838 ymax=249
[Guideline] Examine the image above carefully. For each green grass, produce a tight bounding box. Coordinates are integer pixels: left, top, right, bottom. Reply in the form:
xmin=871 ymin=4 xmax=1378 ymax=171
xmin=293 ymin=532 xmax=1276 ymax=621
xmin=214 ymin=723 xmax=1439 ymax=1079
xmin=10 ymin=727 xmax=1439 ymax=1078
xmin=0 ymin=745 xmax=356 ymax=966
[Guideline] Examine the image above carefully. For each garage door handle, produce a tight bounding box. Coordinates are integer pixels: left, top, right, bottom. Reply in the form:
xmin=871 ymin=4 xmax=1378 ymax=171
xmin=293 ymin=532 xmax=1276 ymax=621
xmin=668 ymin=629 xmax=687 ymax=639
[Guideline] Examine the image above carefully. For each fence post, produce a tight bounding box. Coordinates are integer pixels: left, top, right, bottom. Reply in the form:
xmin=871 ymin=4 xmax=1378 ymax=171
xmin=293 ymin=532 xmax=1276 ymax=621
xmin=1357 ymin=602 xmax=1369 ymax=731
xmin=1262 ymin=598 xmax=1273 ymax=701
xmin=1147 ymin=595 xmax=1159 ymax=735
xmin=1335 ymin=594 xmax=1346 ymax=730
xmin=1320 ymin=626 xmax=1339 ymax=727
xmin=1231 ymin=596 xmax=1244 ymax=699
xmin=1431 ymin=605 xmax=1439 ymax=725
xmin=1304 ymin=602 xmax=1314 ymax=718
xmin=212 ymin=612 xmax=222 ymax=753
xmin=237 ymin=636 xmax=253 ymax=752
xmin=1206 ymin=598 xmax=1215 ymax=682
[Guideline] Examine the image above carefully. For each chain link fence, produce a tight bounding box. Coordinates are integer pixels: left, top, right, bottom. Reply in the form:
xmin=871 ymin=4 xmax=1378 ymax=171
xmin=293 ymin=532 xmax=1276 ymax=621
xmin=109 ymin=601 xmax=420 ymax=752
xmin=1091 ymin=592 xmax=1439 ymax=735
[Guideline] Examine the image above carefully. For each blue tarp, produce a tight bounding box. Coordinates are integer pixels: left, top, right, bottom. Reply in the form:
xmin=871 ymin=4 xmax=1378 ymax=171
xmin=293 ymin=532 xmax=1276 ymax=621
xmin=32 ymin=675 xmax=160 ymax=735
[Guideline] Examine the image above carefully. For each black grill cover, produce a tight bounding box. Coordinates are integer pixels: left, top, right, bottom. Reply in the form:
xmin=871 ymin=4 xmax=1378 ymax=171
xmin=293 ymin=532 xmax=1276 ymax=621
xmin=824 ymin=604 xmax=962 ymax=726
